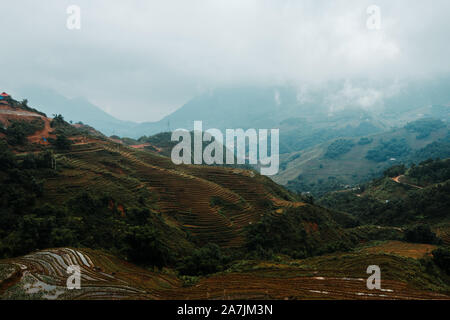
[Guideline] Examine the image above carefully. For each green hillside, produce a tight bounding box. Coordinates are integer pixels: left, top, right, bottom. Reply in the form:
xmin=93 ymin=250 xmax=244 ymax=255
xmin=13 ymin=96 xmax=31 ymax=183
xmin=275 ymin=119 xmax=450 ymax=197
xmin=318 ymin=158 xmax=450 ymax=228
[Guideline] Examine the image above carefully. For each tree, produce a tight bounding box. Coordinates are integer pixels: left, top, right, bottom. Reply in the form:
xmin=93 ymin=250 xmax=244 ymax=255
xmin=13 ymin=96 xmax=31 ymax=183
xmin=5 ymin=119 xmax=45 ymax=145
xmin=178 ymin=243 xmax=225 ymax=275
xmin=404 ymin=225 xmax=439 ymax=244
xmin=383 ymin=164 xmax=406 ymax=178
xmin=124 ymin=224 xmax=171 ymax=268
xmin=432 ymin=247 xmax=450 ymax=274
xmin=54 ymin=134 xmax=72 ymax=150
xmin=51 ymin=114 xmax=65 ymax=128
xmin=324 ymin=139 xmax=355 ymax=159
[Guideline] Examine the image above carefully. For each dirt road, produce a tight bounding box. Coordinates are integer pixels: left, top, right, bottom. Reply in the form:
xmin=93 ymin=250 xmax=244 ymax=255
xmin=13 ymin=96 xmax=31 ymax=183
xmin=391 ymin=175 xmax=423 ymax=189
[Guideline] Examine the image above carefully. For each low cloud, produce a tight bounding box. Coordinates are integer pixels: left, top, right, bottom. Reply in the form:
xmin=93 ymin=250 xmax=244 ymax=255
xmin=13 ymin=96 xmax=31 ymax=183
xmin=1 ymin=0 xmax=449 ymax=121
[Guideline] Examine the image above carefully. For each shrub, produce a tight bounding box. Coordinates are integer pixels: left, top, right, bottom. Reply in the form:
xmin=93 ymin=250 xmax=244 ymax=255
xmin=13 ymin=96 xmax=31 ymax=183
xmin=358 ymin=137 xmax=373 ymax=145
xmin=324 ymin=139 xmax=355 ymax=159
xmin=178 ymin=243 xmax=226 ymax=275
xmin=383 ymin=164 xmax=406 ymax=178
xmin=405 ymin=118 xmax=445 ymax=139
xmin=432 ymin=247 xmax=450 ymax=274
xmin=366 ymin=138 xmax=410 ymax=162
xmin=54 ymin=135 xmax=72 ymax=150
xmin=124 ymin=224 xmax=172 ymax=268
xmin=50 ymin=114 xmax=65 ymax=128
xmin=404 ymin=225 xmax=440 ymax=244
xmin=6 ymin=119 xmax=44 ymax=145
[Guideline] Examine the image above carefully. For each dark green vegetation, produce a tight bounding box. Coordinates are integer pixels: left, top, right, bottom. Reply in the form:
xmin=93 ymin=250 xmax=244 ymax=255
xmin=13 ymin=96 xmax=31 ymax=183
xmin=407 ymin=158 xmax=450 ymax=186
xmin=318 ymin=158 xmax=450 ymax=226
xmin=177 ymin=243 xmax=229 ymax=276
xmin=54 ymin=134 xmax=72 ymax=150
xmin=383 ymin=164 xmax=406 ymax=178
xmin=433 ymin=247 xmax=450 ymax=274
xmin=138 ymin=132 xmax=175 ymax=156
xmin=365 ymin=138 xmax=411 ymax=162
xmin=245 ymin=206 xmax=353 ymax=259
xmin=405 ymin=118 xmax=446 ymax=139
xmin=404 ymin=225 xmax=441 ymax=245
xmin=412 ymin=136 xmax=450 ymax=162
xmin=3 ymin=119 xmax=44 ymax=145
xmin=324 ymin=139 xmax=355 ymax=159
xmin=50 ymin=114 xmax=92 ymax=138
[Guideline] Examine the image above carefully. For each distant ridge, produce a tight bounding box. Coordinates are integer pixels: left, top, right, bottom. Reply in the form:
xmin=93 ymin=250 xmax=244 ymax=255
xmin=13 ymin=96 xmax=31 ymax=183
xmin=19 ymin=86 xmax=136 ymax=136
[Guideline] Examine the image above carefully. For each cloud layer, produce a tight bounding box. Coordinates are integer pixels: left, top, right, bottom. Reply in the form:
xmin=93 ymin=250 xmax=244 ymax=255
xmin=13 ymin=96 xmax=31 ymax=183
xmin=1 ymin=0 xmax=449 ymax=121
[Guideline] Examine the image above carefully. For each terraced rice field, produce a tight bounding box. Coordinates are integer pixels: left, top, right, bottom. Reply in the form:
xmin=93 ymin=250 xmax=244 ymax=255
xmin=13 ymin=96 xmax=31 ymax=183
xmin=0 ymin=248 xmax=180 ymax=300
xmin=43 ymin=140 xmax=303 ymax=248
xmin=1 ymin=248 xmax=448 ymax=300
xmin=173 ymin=273 xmax=448 ymax=300
xmin=361 ymin=241 xmax=437 ymax=259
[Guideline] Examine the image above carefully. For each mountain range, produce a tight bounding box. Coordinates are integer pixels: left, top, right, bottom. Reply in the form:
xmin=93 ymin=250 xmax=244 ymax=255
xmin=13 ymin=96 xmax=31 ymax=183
xmin=19 ymin=76 xmax=450 ymax=140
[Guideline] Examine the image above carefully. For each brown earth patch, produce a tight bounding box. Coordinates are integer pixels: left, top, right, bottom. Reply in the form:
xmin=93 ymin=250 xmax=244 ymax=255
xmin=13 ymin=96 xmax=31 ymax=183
xmin=362 ymin=241 xmax=436 ymax=259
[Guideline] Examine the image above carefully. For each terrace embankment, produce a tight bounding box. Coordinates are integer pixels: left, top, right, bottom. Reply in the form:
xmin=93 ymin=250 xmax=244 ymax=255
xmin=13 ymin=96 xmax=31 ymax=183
xmin=1 ymin=248 xmax=448 ymax=300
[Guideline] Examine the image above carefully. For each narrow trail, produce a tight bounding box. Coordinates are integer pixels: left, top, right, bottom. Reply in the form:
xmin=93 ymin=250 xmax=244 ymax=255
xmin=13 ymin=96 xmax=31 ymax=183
xmin=391 ymin=175 xmax=423 ymax=189
xmin=0 ymin=109 xmax=43 ymax=117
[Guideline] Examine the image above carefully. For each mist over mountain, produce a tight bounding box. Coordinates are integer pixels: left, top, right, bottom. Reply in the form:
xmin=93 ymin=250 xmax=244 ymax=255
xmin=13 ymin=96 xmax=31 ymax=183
xmin=16 ymin=75 xmax=450 ymax=141
xmin=17 ymin=86 xmax=136 ymax=136
xmin=2 ymin=1 xmax=450 ymax=122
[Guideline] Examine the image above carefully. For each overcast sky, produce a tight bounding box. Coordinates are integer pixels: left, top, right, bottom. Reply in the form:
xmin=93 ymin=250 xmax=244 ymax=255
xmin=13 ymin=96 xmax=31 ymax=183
xmin=1 ymin=0 xmax=449 ymax=122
